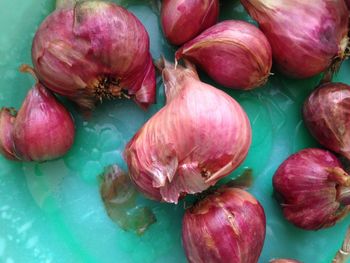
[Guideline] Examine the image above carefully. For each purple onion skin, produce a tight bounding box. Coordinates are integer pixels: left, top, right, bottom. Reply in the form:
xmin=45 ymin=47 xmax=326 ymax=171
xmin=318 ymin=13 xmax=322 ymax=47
xmin=11 ymin=83 xmax=75 ymax=161
xmin=240 ymin=0 xmax=349 ymax=79
xmin=270 ymin=260 xmax=302 ymax=263
xmin=273 ymin=148 xmax=350 ymax=230
xmin=182 ymin=188 xmax=266 ymax=263
xmin=32 ymin=1 xmax=155 ymax=110
xmin=161 ymin=0 xmax=219 ymax=46
xmin=303 ymin=83 xmax=350 ymax=160
xmin=176 ymin=20 xmax=272 ymax=90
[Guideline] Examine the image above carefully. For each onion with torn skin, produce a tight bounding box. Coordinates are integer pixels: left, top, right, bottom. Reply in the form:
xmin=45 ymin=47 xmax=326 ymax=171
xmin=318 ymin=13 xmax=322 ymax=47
xmin=124 ymin=59 xmax=251 ymax=203
xmin=182 ymin=187 xmax=266 ymax=263
xmin=32 ymin=1 xmax=155 ymax=110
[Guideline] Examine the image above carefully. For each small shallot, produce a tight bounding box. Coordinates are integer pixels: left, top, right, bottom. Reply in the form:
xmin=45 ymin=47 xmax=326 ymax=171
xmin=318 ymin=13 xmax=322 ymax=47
xmin=0 ymin=65 xmax=75 ymax=162
xmin=182 ymin=187 xmax=266 ymax=263
xmin=161 ymin=0 xmax=219 ymax=45
xmin=124 ymin=59 xmax=251 ymax=203
xmin=176 ymin=20 xmax=272 ymax=90
xmin=303 ymin=82 xmax=350 ymax=160
xmin=273 ymin=148 xmax=350 ymax=230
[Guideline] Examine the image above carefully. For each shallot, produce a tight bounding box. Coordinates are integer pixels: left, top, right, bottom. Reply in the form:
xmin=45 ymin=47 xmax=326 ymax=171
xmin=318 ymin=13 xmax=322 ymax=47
xmin=240 ymin=0 xmax=349 ymax=79
xmin=303 ymin=82 xmax=350 ymax=160
xmin=161 ymin=0 xmax=219 ymax=45
xmin=273 ymin=148 xmax=350 ymax=230
xmin=0 ymin=65 xmax=75 ymax=162
xmin=182 ymin=187 xmax=266 ymax=263
xmin=124 ymin=59 xmax=251 ymax=203
xmin=176 ymin=20 xmax=272 ymax=90
xmin=32 ymin=1 xmax=155 ymax=110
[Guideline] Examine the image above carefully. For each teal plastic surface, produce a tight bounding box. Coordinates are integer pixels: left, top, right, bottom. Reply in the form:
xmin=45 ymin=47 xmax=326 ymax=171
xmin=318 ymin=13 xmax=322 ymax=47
xmin=1 ymin=1 xmax=350 ymax=262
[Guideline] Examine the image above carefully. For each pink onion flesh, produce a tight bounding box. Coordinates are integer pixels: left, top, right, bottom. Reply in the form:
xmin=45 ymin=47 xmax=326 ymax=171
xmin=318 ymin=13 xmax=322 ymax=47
xmin=124 ymin=59 xmax=251 ymax=203
xmin=32 ymin=1 xmax=155 ymax=110
xmin=273 ymin=148 xmax=350 ymax=230
xmin=182 ymin=187 xmax=266 ymax=263
xmin=176 ymin=20 xmax=272 ymax=90
xmin=161 ymin=0 xmax=219 ymax=46
xmin=240 ymin=0 xmax=349 ymax=79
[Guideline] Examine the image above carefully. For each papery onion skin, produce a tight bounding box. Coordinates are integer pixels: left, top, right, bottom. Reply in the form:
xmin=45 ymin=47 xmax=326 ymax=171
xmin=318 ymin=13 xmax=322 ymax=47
xmin=303 ymin=83 xmax=350 ymax=160
xmin=161 ymin=0 xmax=219 ymax=46
xmin=124 ymin=60 xmax=251 ymax=203
xmin=0 ymin=108 xmax=17 ymax=160
xmin=273 ymin=148 xmax=350 ymax=230
xmin=32 ymin=1 xmax=155 ymax=110
xmin=182 ymin=188 xmax=266 ymax=263
xmin=270 ymin=259 xmax=302 ymax=263
xmin=12 ymin=83 xmax=75 ymax=162
xmin=176 ymin=20 xmax=272 ymax=90
xmin=240 ymin=0 xmax=349 ymax=78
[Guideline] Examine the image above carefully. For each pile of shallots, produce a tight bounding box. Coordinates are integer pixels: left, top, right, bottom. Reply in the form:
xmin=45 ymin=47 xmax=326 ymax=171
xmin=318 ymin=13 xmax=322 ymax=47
xmin=1 ymin=0 xmax=350 ymax=262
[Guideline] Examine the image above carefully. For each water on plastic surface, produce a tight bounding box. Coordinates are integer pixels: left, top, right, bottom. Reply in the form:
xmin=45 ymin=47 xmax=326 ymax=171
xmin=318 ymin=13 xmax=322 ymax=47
xmin=0 ymin=0 xmax=350 ymax=262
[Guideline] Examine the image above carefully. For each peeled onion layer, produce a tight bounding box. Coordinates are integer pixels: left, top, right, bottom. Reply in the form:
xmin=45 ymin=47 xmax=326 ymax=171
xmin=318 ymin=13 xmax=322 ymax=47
xmin=303 ymin=82 xmax=350 ymax=160
xmin=161 ymin=0 xmax=219 ymax=45
xmin=176 ymin=20 xmax=272 ymax=90
xmin=124 ymin=59 xmax=251 ymax=203
xmin=99 ymin=165 xmax=156 ymax=235
xmin=32 ymin=1 xmax=156 ymax=110
xmin=273 ymin=148 xmax=350 ymax=230
xmin=240 ymin=0 xmax=349 ymax=79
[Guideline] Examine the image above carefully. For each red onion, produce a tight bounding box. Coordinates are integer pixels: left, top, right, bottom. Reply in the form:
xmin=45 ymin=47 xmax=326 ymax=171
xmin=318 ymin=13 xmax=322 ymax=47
xmin=124 ymin=59 xmax=251 ymax=203
xmin=176 ymin=20 xmax=272 ymax=90
xmin=270 ymin=260 xmax=301 ymax=263
xmin=240 ymin=0 xmax=349 ymax=79
xmin=182 ymin=187 xmax=266 ymax=263
xmin=273 ymin=148 xmax=350 ymax=230
xmin=0 ymin=65 xmax=75 ymax=162
xmin=161 ymin=0 xmax=219 ymax=46
xmin=303 ymin=83 xmax=350 ymax=160
xmin=32 ymin=1 xmax=155 ymax=110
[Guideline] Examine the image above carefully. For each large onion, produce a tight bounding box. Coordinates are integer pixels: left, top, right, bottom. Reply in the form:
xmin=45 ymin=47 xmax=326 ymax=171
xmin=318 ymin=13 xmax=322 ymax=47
xmin=124 ymin=59 xmax=251 ymax=203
